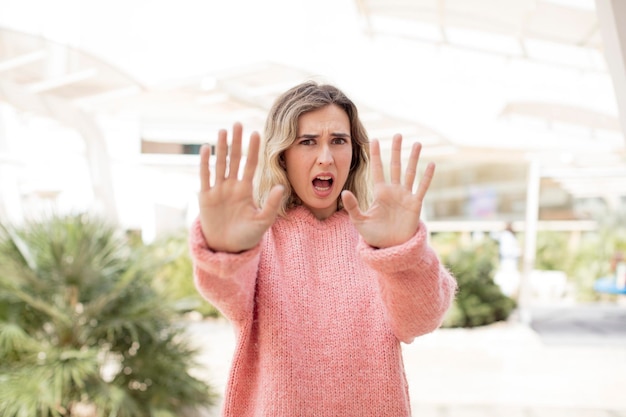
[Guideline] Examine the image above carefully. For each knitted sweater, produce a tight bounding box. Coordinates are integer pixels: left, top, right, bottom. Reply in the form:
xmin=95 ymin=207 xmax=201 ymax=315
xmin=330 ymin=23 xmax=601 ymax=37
xmin=189 ymin=206 xmax=456 ymax=417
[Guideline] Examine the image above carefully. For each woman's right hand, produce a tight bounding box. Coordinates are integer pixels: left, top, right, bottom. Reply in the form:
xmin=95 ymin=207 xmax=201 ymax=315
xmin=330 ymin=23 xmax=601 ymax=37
xmin=198 ymin=122 xmax=284 ymax=253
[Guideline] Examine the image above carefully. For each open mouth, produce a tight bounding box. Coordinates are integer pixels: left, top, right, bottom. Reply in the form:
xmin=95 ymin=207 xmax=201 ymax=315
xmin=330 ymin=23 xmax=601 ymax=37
xmin=312 ymin=175 xmax=333 ymax=191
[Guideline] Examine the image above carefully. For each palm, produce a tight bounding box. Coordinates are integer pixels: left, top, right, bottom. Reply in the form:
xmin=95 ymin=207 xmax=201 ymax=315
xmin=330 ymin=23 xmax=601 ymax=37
xmin=198 ymin=123 xmax=282 ymax=253
xmin=0 ymin=214 xmax=214 ymax=416
xmin=342 ymin=135 xmax=435 ymax=249
xmin=199 ymin=177 xmax=274 ymax=253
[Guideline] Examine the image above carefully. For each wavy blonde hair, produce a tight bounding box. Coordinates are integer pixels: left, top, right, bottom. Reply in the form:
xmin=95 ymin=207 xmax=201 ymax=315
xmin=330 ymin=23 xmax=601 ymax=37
xmin=255 ymin=81 xmax=371 ymax=217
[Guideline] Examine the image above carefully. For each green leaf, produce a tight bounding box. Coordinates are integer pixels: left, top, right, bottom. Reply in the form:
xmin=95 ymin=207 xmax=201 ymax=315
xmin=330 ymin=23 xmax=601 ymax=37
xmin=0 ymin=213 xmax=216 ymax=417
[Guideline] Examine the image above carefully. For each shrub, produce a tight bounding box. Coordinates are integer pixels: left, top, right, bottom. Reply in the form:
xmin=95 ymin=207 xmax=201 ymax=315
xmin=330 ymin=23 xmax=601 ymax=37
xmin=0 ymin=213 xmax=215 ymax=417
xmin=567 ymin=210 xmax=626 ymax=301
xmin=433 ymin=236 xmax=516 ymax=328
xmin=529 ymin=209 xmax=626 ymax=302
xmin=147 ymin=232 xmax=221 ymax=319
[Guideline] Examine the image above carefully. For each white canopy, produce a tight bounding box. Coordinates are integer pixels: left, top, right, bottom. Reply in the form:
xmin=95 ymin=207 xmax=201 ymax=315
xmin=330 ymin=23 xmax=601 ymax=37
xmin=0 ymin=0 xmax=624 ymax=226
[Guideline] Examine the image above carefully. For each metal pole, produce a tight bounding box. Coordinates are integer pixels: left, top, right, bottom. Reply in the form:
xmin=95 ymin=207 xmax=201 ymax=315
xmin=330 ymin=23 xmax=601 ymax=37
xmin=518 ymin=158 xmax=540 ymax=324
xmin=595 ymin=0 xmax=626 ymax=146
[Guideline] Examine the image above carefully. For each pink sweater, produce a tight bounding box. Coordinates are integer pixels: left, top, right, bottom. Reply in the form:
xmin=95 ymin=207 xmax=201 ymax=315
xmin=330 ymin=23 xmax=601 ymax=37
xmin=189 ymin=206 xmax=456 ymax=417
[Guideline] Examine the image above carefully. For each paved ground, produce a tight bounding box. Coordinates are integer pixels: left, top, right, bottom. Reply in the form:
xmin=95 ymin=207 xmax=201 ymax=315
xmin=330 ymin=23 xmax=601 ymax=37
xmin=529 ymin=303 xmax=626 ymax=347
xmin=186 ymin=302 xmax=626 ymax=417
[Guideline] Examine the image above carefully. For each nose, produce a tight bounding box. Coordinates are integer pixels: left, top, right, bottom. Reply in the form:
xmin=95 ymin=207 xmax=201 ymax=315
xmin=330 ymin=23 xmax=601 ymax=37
xmin=317 ymin=144 xmax=333 ymax=165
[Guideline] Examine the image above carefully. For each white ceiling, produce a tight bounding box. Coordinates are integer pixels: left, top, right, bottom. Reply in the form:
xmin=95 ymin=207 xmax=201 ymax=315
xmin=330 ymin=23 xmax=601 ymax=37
xmin=0 ymin=0 xmax=624 ymax=205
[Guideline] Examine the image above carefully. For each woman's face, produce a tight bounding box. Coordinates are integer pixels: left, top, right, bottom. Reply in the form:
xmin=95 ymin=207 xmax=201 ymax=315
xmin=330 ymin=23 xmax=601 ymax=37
xmin=283 ymin=104 xmax=353 ymax=220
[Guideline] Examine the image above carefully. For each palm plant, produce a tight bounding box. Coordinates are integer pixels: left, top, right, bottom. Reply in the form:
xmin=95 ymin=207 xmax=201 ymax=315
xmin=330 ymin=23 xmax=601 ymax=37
xmin=0 ymin=213 xmax=215 ymax=417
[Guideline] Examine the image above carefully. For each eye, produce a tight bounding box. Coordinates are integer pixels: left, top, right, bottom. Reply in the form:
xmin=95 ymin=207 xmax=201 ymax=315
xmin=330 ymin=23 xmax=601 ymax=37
xmin=298 ymin=138 xmax=315 ymax=146
xmin=331 ymin=137 xmax=348 ymax=145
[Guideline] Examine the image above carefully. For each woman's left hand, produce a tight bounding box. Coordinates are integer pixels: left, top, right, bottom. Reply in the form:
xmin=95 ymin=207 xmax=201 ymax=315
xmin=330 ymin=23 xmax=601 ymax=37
xmin=342 ymin=134 xmax=435 ymax=249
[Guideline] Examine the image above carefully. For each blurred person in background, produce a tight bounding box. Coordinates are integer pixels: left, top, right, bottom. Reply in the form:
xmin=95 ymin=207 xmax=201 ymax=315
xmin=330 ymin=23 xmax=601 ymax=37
xmin=495 ymin=222 xmax=521 ymax=297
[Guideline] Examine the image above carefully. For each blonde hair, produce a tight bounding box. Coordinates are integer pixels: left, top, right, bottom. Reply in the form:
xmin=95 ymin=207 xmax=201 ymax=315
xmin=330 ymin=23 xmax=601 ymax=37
xmin=255 ymin=81 xmax=371 ymax=217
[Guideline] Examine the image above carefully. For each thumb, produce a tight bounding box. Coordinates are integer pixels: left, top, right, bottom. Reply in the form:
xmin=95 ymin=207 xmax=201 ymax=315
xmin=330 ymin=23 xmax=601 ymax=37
xmin=341 ymin=190 xmax=364 ymax=220
xmin=259 ymin=185 xmax=284 ymax=220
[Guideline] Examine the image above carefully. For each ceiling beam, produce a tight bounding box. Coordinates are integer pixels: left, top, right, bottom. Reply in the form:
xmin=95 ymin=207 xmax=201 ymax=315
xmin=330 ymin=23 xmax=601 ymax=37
xmin=0 ymin=50 xmax=47 ymax=73
xmin=73 ymin=85 xmax=141 ymax=107
xmin=542 ymin=166 xmax=626 ymax=178
xmin=437 ymin=0 xmax=448 ymax=43
xmin=27 ymin=68 xmax=98 ymax=93
xmin=595 ymin=0 xmax=626 ymax=145
xmin=354 ymin=0 xmax=374 ymax=36
xmin=501 ymin=101 xmax=621 ymax=131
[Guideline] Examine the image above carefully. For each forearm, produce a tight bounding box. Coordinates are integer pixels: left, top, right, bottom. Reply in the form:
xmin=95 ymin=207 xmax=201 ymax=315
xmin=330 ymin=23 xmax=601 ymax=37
xmin=359 ymin=222 xmax=457 ymax=343
xmin=189 ymin=217 xmax=260 ymax=323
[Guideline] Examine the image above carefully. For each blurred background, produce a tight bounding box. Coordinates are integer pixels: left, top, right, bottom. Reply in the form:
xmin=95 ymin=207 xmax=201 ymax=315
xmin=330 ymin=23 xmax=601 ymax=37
xmin=0 ymin=0 xmax=625 ymax=416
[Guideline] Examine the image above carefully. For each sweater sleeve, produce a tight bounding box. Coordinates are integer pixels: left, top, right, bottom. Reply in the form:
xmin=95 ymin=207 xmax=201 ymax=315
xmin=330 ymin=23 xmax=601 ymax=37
xmin=358 ymin=221 xmax=457 ymax=344
xmin=188 ymin=217 xmax=260 ymax=325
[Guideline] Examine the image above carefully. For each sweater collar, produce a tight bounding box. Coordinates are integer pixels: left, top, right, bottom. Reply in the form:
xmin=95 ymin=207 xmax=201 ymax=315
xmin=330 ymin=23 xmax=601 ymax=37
xmin=285 ymin=205 xmax=349 ymax=229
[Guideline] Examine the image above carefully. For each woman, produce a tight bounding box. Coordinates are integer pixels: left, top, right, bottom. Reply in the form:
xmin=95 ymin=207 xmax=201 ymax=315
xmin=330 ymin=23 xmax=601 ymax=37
xmin=189 ymin=81 xmax=456 ymax=416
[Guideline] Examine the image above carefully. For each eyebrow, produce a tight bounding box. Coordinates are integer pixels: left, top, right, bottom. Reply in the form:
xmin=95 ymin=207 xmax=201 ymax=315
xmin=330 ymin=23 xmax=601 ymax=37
xmin=296 ymin=133 xmax=351 ymax=139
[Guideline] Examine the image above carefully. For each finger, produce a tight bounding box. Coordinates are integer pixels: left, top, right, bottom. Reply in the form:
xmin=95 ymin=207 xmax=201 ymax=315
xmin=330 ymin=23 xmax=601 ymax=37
xmin=370 ymin=139 xmax=385 ymax=184
xmin=404 ymin=142 xmax=422 ymax=191
xmin=214 ymin=129 xmax=228 ymax=185
xmin=390 ymin=134 xmax=402 ymax=185
xmin=199 ymin=144 xmax=212 ymax=191
xmin=415 ymin=162 xmax=435 ymax=202
xmin=228 ymin=122 xmax=243 ymax=179
xmin=242 ymin=131 xmax=261 ymax=182
xmin=341 ymin=190 xmax=365 ymax=221
xmin=259 ymin=184 xmax=284 ymax=220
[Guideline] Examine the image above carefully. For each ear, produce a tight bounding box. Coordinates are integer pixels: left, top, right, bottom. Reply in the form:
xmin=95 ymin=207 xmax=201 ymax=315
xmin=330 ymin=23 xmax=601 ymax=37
xmin=279 ymin=153 xmax=286 ymax=169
